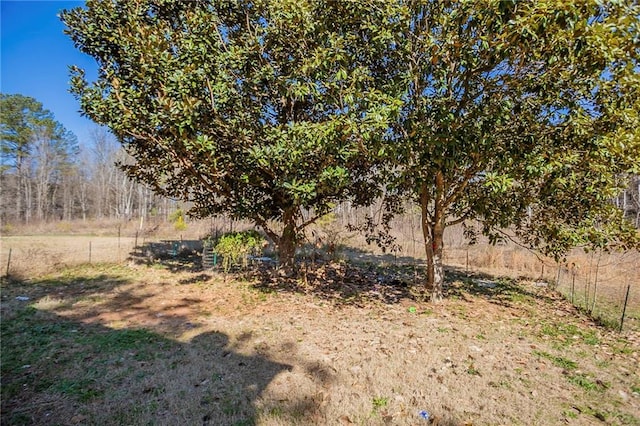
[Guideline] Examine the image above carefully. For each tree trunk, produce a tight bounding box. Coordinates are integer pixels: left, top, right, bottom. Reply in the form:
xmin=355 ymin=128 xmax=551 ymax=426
xmin=420 ymin=173 xmax=446 ymax=302
xmin=424 ymin=222 xmax=445 ymax=302
xmin=277 ymin=207 xmax=297 ymax=274
xmin=16 ymin=158 xmax=23 ymax=222
xmin=24 ymin=175 xmax=32 ymax=224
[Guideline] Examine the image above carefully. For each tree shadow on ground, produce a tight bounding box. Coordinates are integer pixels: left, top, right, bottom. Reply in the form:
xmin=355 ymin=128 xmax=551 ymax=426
xmin=1 ymin=274 xmax=324 ymax=426
xmin=124 ymin=240 xmax=553 ymax=309
xmin=128 ymin=240 xmax=204 ymax=272
xmin=246 ymin=248 xmax=557 ymax=308
xmin=1 ymin=272 xmax=131 ymax=305
xmin=444 ymin=265 xmax=559 ymax=308
xmin=247 ymin=260 xmax=417 ymax=306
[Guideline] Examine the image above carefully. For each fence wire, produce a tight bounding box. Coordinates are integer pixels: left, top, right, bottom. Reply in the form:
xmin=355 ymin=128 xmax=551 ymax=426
xmin=443 ymin=243 xmax=639 ymax=332
xmin=2 ymin=234 xmax=638 ymax=332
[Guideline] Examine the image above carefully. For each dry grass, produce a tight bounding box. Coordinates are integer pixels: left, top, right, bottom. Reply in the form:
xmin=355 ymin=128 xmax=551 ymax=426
xmin=1 ymin=222 xmax=639 ymax=425
xmin=2 ymin=259 xmax=640 ymax=425
xmin=1 ymin=217 xmax=245 ymax=240
xmin=2 ymin=220 xmax=639 ymax=327
xmin=324 ymin=217 xmax=639 ymax=331
xmin=1 ymin=236 xmax=137 ymax=277
xmin=0 ymin=217 xmax=252 ymax=277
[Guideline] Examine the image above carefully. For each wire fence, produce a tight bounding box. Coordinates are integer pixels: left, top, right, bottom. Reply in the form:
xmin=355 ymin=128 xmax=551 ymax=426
xmin=2 ymin=236 xmax=131 ymax=277
xmin=553 ymin=251 xmax=639 ymax=332
xmin=443 ymin=244 xmax=639 ymax=333
xmin=376 ymin=217 xmax=639 ymax=333
xmin=2 ymin=232 xmax=638 ymax=332
xmin=0 ymin=234 xmax=205 ymax=279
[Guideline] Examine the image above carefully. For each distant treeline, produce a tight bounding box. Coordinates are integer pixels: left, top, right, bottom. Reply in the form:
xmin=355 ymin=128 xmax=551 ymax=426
xmin=1 ymin=93 xmax=178 ymax=224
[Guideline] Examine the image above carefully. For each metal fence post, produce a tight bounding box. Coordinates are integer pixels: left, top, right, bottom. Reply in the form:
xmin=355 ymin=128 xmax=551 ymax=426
xmin=619 ymin=284 xmax=631 ymax=333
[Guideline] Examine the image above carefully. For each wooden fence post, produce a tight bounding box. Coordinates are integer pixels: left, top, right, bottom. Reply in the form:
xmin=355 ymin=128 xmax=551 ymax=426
xmin=5 ymin=248 xmax=12 ymax=277
xmin=571 ymin=268 xmax=576 ymax=305
xmin=466 ymin=248 xmax=469 ymax=274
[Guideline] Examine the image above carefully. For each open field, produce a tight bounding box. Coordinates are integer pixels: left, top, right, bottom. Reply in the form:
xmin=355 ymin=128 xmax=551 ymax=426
xmin=1 ymin=236 xmax=138 ymax=277
xmin=2 ymin=252 xmax=640 ymax=425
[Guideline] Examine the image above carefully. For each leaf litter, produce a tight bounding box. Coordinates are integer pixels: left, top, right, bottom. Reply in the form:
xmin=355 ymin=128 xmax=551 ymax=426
xmin=1 ymin=262 xmax=638 ymax=425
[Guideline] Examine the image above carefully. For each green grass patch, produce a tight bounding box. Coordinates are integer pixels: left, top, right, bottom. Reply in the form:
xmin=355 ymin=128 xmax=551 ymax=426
xmin=467 ymin=364 xmax=481 ymax=376
xmin=1 ymin=307 xmax=81 ymax=373
xmin=372 ymin=396 xmax=388 ymax=410
xmin=540 ymin=322 xmax=600 ymax=346
xmin=36 ymin=264 xmax=135 ymax=287
xmin=52 ymin=378 xmax=103 ymax=402
xmin=533 ymin=351 xmax=578 ymax=370
xmin=563 ymin=409 xmax=579 ymax=419
xmin=505 ymin=290 xmax=533 ymax=304
xmin=1 ymin=301 xmax=166 ymax=414
xmin=569 ymin=405 xmax=609 ymax=422
xmin=77 ymin=328 xmax=161 ymax=357
xmin=222 ymin=396 xmax=242 ymax=415
xmin=593 ymin=314 xmax=621 ymax=331
xmin=568 ymin=373 xmax=609 ymax=392
xmin=488 ymin=380 xmax=512 ymax=390
xmin=232 ymin=420 xmax=255 ymax=426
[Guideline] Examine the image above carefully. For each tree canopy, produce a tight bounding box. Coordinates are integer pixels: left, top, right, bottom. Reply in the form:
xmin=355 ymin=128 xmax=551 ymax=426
xmin=1 ymin=94 xmax=72 ymax=172
xmin=62 ymin=0 xmax=398 ymax=268
xmin=374 ymin=1 xmax=640 ymax=299
xmin=63 ymin=0 xmax=639 ymax=293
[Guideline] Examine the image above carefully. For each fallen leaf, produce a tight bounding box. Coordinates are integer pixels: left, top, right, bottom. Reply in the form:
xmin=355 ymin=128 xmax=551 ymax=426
xmin=339 ymin=415 xmax=354 ymax=424
xmin=71 ymin=415 xmax=87 ymax=424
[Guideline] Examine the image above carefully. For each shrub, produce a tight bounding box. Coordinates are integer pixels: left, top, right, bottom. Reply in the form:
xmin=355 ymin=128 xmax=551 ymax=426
xmin=212 ymin=230 xmax=265 ymax=273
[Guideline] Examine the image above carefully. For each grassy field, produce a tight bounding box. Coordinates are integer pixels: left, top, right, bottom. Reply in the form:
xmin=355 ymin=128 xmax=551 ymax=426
xmin=2 ymin=250 xmax=639 ymax=425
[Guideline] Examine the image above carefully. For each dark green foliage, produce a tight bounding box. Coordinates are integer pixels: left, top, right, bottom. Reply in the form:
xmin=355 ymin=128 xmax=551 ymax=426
xmin=372 ymin=1 xmax=640 ymax=298
xmin=211 ymin=230 xmax=266 ymax=272
xmin=61 ymin=0 xmax=639 ymax=293
xmin=61 ymin=0 xmax=397 ymax=267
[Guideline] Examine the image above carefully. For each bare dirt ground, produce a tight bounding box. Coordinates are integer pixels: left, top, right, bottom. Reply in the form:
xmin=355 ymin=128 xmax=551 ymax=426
xmin=2 ymin=257 xmax=639 ymax=425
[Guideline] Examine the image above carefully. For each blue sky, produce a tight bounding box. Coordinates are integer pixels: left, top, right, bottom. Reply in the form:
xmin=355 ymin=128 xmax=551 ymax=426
xmin=1 ymin=0 xmax=98 ymax=146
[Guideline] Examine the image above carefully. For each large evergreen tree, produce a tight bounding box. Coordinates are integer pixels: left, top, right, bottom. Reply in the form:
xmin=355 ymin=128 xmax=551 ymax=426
xmin=63 ymin=0 xmax=639 ymax=294
xmin=62 ymin=0 xmax=397 ymax=269
xmin=378 ymin=1 xmax=640 ymax=300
